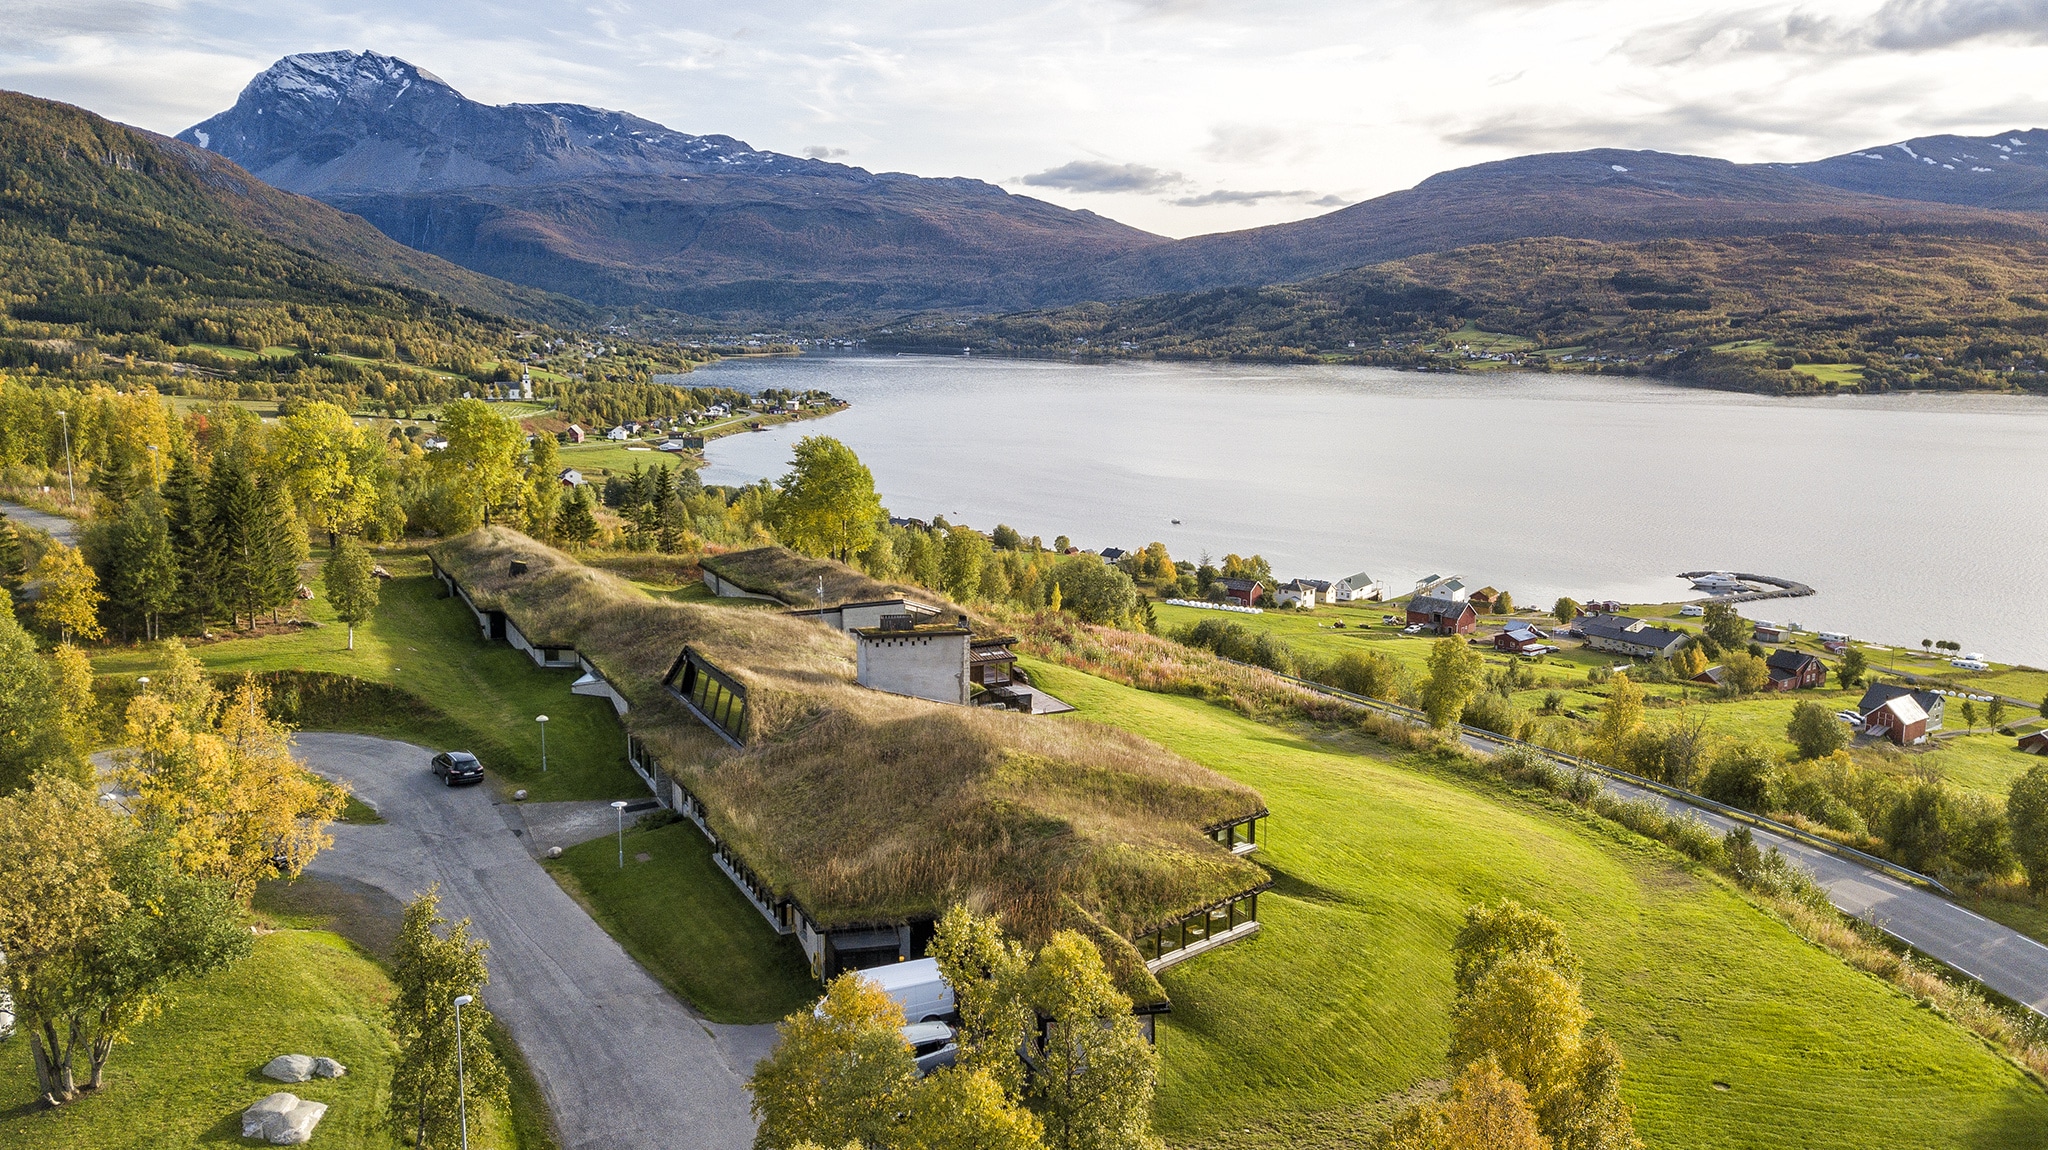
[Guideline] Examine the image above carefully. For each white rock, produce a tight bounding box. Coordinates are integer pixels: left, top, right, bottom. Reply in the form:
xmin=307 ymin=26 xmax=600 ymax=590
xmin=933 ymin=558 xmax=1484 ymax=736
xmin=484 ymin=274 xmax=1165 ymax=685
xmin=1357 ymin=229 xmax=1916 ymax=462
xmin=262 ymin=1054 xmax=316 ymax=1082
xmin=311 ymin=1057 xmax=347 ymax=1078
xmin=547 ymin=846 xmax=563 ymax=858
xmin=270 ymin=1098 xmax=329 ymax=1145
xmin=244 ymin=1093 xmax=299 ymax=1138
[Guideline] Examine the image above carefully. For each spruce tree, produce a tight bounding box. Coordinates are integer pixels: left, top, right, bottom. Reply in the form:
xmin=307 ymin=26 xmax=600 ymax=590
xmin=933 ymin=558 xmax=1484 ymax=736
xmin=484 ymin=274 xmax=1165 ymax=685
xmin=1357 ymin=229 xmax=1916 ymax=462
xmin=257 ymin=477 xmax=309 ymax=624
xmin=206 ymin=455 xmax=263 ymax=630
xmin=105 ymin=494 xmax=179 ymax=641
xmin=557 ymin=487 xmax=599 ymax=545
xmin=162 ymin=444 xmax=217 ymax=630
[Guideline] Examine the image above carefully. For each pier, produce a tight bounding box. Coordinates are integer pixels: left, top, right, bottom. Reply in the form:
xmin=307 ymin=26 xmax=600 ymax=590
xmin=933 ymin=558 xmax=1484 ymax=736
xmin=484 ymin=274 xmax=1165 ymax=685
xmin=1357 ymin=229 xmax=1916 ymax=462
xmin=1678 ymin=571 xmax=1815 ymax=604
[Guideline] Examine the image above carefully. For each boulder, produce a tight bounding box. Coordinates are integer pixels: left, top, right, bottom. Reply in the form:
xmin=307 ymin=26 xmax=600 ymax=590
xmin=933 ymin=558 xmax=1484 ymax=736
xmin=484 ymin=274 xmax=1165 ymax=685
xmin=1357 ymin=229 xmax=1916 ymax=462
xmin=243 ymin=1093 xmax=298 ymax=1139
xmin=270 ymin=1098 xmax=329 ymax=1145
xmin=311 ymin=1057 xmax=347 ymax=1079
xmin=262 ymin=1054 xmax=316 ymax=1082
xmin=242 ymin=1092 xmax=329 ymax=1144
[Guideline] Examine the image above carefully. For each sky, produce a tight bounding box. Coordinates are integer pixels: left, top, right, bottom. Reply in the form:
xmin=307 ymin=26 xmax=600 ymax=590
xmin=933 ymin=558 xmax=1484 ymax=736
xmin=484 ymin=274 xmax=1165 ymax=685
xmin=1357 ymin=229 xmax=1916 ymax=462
xmin=7 ymin=0 xmax=2048 ymax=238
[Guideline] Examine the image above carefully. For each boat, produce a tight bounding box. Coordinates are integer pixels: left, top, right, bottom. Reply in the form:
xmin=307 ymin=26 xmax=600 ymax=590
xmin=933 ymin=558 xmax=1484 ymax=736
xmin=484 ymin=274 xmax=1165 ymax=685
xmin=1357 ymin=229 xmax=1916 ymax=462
xmin=1688 ymin=572 xmax=1745 ymax=592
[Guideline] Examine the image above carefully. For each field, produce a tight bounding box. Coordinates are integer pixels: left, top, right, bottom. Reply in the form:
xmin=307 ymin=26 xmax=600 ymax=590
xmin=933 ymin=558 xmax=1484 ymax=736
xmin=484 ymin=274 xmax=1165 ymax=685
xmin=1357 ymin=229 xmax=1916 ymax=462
xmin=89 ymin=551 xmax=646 ymax=803
xmin=0 ymin=929 xmax=523 ymax=1150
xmin=1020 ymin=658 xmax=2048 ymax=1150
xmin=1152 ymin=599 xmax=2048 ymax=802
xmin=544 ymin=819 xmax=819 ymax=1023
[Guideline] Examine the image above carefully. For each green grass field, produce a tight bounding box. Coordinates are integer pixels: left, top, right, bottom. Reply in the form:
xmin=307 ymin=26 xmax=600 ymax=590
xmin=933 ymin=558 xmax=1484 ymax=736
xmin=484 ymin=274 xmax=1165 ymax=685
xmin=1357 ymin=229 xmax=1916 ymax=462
xmin=1152 ymin=599 xmax=2048 ymax=803
xmin=0 ymin=930 xmax=521 ymax=1150
xmin=544 ymin=819 xmax=819 ymax=1024
xmin=90 ymin=553 xmax=645 ymax=803
xmin=1021 ymin=658 xmax=2048 ymax=1150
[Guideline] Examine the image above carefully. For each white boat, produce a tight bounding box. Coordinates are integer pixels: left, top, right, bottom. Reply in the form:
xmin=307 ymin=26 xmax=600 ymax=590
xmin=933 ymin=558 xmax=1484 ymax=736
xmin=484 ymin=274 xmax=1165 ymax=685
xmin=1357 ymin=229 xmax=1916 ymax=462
xmin=1688 ymin=572 xmax=1745 ymax=592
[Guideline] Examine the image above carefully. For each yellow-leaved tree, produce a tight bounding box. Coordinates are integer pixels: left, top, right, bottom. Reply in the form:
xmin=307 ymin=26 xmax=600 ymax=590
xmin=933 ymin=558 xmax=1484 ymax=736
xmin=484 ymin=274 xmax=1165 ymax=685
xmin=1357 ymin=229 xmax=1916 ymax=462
xmin=30 ymin=542 xmax=104 ymax=642
xmin=118 ymin=668 xmax=343 ymax=903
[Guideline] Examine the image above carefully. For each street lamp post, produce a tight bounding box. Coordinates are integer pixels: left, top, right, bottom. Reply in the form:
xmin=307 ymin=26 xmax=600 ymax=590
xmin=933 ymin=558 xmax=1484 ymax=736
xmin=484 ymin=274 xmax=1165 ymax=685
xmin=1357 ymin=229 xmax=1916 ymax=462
xmin=55 ymin=410 xmax=75 ymax=506
xmin=611 ymin=800 xmax=629 ymax=868
xmin=452 ymin=994 xmax=474 ymax=1150
xmin=536 ymin=714 xmax=549 ymax=772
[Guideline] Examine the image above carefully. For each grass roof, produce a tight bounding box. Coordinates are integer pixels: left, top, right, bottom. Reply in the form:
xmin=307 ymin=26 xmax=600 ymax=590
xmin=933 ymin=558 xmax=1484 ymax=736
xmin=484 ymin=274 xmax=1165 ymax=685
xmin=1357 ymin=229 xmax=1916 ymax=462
xmin=430 ymin=530 xmax=1267 ymax=998
xmin=698 ymin=545 xmax=933 ymax=608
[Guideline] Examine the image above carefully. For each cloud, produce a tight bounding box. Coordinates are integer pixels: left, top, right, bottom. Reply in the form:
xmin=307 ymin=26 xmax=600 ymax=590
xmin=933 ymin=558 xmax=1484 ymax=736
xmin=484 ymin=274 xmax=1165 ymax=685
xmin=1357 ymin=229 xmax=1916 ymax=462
xmin=803 ymin=145 xmax=848 ymax=158
xmin=1200 ymin=123 xmax=1288 ymax=162
xmin=1018 ymin=160 xmax=1187 ymax=193
xmin=1628 ymin=0 xmax=2048 ymax=63
xmin=1171 ymin=188 xmax=1346 ymax=207
xmin=1439 ymin=95 xmax=1883 ymax=154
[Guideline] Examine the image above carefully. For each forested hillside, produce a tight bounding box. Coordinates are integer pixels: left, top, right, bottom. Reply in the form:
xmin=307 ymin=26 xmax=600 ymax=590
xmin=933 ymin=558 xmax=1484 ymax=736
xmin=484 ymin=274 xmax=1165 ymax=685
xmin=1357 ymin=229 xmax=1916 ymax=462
xmin=876 ymin=233 xmax=2048 ymax=394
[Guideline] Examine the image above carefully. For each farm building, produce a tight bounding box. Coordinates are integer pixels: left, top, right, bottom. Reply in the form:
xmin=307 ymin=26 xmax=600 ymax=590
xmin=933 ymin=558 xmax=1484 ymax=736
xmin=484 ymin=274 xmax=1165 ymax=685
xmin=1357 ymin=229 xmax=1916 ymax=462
xmin=1864 ymin=694 xmax=1929 ymax=746
xmin=1857 ymin=683 xmax=1946 ymax=732
xmin=564 ymin=424 xmax=586 ymax=443
xmin=558 ymin=468 xmax=584 ymax=487
xmin=1408 ymin=589 xmax=1478 ymax=635
xmin=1219 ymin=577 xmax=1264 ymax=607
xmin=1766 ymin=650 xmax=1828 ymax=691
xmin=606 ymin=425 xmax=631 ymax=441
xmin=1469 ymin=587 xmax=1501 ymax=611
xmin=429 ymin=530 xmax=1269 ymax=991
xmin=1274 ymin=580 xmax=1320 ymax=609
xmin=1754 ymin=624 xmax=1790 ymax=643
xmin=1332 ymin=573 xmax=1384 ymax=602
xmin=2020 ymin=731 xmax=2048 ymax=755
xmin=1579 ymin=615 xmax=1690 ymax=660
xmin=1495 ymin=624 xmax=1550 ymax=653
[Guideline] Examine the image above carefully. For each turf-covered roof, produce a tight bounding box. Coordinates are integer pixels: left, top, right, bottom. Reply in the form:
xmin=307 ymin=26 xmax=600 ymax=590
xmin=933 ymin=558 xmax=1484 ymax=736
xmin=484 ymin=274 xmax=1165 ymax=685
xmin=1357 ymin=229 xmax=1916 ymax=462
xmin=431 ymin=529 xmax=1269 ymax=1002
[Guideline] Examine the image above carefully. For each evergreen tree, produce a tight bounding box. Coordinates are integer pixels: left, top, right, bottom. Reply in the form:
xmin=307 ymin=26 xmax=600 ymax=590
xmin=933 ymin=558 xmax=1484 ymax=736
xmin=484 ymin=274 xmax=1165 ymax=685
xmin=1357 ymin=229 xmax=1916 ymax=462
xmin=258 ymin=477 xmax=309 ymax=624
xmin=557 ymin=487 xmax=599 ymax=545
xmin=160 ymin=444 xmax=216 ymax=630
xmin=206 ymin=455 xmax=264 ymax=629
xmin=102 ymin=494 xmax=179 ymax=641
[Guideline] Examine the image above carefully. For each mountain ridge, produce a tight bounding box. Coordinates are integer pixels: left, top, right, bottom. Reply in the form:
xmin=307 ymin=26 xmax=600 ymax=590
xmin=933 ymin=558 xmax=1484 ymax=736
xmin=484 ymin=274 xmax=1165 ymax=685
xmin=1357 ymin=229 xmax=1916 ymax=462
xmin=178 ymin=50 xmax=2048 ymax=322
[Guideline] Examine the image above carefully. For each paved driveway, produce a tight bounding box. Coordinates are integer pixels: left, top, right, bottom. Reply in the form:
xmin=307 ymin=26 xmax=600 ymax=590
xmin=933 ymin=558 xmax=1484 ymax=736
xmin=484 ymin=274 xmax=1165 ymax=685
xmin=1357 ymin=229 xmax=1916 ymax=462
xmin=0 ymin=498 xmax=79 ymax=545
xmin=297 ymin=732 xmax=778 ymax=1150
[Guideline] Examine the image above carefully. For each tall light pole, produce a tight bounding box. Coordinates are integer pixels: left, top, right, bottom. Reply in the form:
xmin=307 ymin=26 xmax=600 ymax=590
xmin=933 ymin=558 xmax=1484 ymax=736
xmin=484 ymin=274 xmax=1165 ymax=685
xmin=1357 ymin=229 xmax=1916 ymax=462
xmin=611 ymin=800 xmax=629 ymax=869
xmin=452 ymin=994 xmax=473 ymax=1150
xmin=55 ymin=410 xmax=75 ymax=506
xmin=536 ymin=714 xmax=549 ymax=772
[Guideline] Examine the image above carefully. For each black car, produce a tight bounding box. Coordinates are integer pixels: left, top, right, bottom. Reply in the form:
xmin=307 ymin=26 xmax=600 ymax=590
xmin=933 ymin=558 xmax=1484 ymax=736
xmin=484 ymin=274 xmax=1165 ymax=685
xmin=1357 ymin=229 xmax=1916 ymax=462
xmin=430 ymin=751 xmax=486 ymax=786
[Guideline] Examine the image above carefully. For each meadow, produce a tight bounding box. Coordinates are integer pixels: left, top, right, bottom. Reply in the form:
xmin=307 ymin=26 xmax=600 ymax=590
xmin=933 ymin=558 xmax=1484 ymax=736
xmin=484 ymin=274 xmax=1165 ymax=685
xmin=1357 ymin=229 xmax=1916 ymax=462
xmin=1019 ymin=658 xmax=2048 ymax=1149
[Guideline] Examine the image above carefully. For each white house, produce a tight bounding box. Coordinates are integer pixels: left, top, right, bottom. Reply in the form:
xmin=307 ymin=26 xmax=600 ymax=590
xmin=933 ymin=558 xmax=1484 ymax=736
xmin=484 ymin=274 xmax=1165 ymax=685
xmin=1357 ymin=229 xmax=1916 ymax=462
xmin=606 ymin=425 xmax=631 ymax=441
xmin=855 ymin=616 xmax=974 ymax=705
xmin=558 ymin=468 xmax=584 ymax=487
xmin=1274 ymin=580 xmax=1320 ymax=609
xmin=1332 ymin=573 xmax=1385 ymax=603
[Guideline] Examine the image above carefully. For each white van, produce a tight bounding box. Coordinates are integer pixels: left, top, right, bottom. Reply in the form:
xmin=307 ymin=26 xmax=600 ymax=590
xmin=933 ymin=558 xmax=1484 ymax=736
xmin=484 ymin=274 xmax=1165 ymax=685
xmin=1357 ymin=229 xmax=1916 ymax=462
xmin=850 ymin=957 xmax=955 ymax=1023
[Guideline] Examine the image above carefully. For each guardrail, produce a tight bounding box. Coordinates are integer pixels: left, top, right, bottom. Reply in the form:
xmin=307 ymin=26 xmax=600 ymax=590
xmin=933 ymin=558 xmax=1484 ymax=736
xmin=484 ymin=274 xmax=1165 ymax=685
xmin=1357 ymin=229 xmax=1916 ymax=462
xmin=1218 ymin=655 xmax=1956 ymax=898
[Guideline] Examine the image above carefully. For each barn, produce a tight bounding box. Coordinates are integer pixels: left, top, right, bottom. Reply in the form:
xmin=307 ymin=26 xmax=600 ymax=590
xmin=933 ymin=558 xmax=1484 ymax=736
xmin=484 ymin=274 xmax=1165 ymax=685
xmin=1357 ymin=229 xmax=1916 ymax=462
xmin=1765 ymin=650 xmax=1828 ymax=691
xmin=1864 ymin=694 xmax=1929 ymax=746
xmin=1407 ymin=590 xmax=1478 ymax=635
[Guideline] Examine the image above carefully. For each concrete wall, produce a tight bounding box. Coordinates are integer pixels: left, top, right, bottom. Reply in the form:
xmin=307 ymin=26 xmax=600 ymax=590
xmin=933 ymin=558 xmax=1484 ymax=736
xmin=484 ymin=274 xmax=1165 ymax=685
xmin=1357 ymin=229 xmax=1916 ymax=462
xmin=503 ymin=618 xmax=579 ymax=668
xmin=571 ymin=656 xmax=630 ymax=716
xmin=857 ymin=632 xmax=970 ymax=705
xmin=702 ymin=569 xmax=785 ymax=603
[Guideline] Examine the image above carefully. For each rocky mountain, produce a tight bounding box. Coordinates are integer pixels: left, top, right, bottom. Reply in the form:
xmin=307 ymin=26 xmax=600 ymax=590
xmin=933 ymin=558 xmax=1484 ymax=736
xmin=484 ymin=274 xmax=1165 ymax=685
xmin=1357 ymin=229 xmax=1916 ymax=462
xmin=179 ymin=51 xmax=1166 ymax=317
xmin=180 ymin=52 xmax=2048 ymax=322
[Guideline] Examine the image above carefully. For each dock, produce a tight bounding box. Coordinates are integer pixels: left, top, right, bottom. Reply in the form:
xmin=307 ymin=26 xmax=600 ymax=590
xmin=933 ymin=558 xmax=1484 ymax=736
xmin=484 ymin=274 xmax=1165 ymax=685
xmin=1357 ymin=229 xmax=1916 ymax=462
xmin=1678 ymin=571 xmax=1815 ymax=604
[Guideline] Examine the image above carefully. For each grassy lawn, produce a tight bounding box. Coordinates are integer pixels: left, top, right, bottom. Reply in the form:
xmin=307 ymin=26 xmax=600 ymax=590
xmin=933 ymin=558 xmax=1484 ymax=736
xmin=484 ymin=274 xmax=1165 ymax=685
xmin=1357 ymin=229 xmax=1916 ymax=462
xmin=1791 ymin=362 xmax=1867 ymax=386
xmin=0 ymin=930 xmax=529 ymax=1150
xmin=89 ymin=552 xmax=645 ymax=803
xmin=1022 ymin=658 xmax=2048 ymax=1150
xmin=543 ymin=819 xmax=820 ymax=1024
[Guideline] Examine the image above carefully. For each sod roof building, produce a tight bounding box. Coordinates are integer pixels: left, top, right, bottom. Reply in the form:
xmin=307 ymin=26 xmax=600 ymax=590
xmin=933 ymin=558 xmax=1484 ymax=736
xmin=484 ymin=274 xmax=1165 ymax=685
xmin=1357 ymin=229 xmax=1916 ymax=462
xmin=430 ymin=530 xmax=1270 ymax=1003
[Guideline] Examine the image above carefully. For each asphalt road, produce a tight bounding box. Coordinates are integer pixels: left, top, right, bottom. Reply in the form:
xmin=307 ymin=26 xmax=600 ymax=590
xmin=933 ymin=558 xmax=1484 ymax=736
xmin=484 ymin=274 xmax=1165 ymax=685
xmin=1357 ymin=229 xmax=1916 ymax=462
xmin=0 ymin=498 xmax=79 ymax=545
xmin=1441 ymin=729 xmax=2048 ymax=1013
xmin=297 ymin=732 xmax=777 ymax=1150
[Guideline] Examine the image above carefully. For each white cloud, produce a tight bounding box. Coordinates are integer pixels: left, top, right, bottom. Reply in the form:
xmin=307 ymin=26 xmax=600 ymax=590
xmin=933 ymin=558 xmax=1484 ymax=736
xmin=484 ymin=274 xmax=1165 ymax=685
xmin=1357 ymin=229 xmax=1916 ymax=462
xmin=2 ymin=1 xmax=2045 ymax=237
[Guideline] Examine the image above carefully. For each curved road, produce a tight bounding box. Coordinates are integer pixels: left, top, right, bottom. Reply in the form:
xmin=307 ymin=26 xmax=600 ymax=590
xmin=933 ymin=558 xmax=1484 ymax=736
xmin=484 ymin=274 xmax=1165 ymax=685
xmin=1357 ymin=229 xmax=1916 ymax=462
xmin=0 ymin=498 xmax=79 ymax=545
xmin=297 ymin=733 xmax=775 ymax=1150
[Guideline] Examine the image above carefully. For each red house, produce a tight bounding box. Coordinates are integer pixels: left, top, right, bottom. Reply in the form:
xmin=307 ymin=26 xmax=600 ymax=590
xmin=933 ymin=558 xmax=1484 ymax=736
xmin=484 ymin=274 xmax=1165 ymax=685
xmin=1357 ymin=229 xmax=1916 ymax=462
xmin=1219 ymin=577 xmax=1264 ymax=607
xmin=1494 ymin=624 xmax=1549 ymax=653
xmin=2019 ymin=731 xmax=2048 ymax=756
xmin=1408 ymin=590 xmax=1478 ymax=635
xmin=1765 ymin=649 xmax=1827 ymax=691
xmin=1865 ymin=694 xmax=1929 ymax=746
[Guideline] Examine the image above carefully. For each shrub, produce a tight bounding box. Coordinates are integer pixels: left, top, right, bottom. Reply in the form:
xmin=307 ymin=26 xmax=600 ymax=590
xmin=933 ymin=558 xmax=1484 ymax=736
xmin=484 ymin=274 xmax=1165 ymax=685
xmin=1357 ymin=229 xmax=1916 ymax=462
xmin=1701 ymin=742 xmax=1777 ymax=811
xmin=1315 ymin=649 xmax=1399 ymax=700
xmin=1786 ymin=701 xmax=1847 ymax=760
xmin=1462 ymin=691 xmax=1528 ymax=740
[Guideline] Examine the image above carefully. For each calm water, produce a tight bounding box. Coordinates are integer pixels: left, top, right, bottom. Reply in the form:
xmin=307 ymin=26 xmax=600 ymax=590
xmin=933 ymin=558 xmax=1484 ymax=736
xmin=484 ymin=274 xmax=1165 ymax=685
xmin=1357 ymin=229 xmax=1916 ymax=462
xmin=697 ymin=355 xmax=2048 ymax=666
